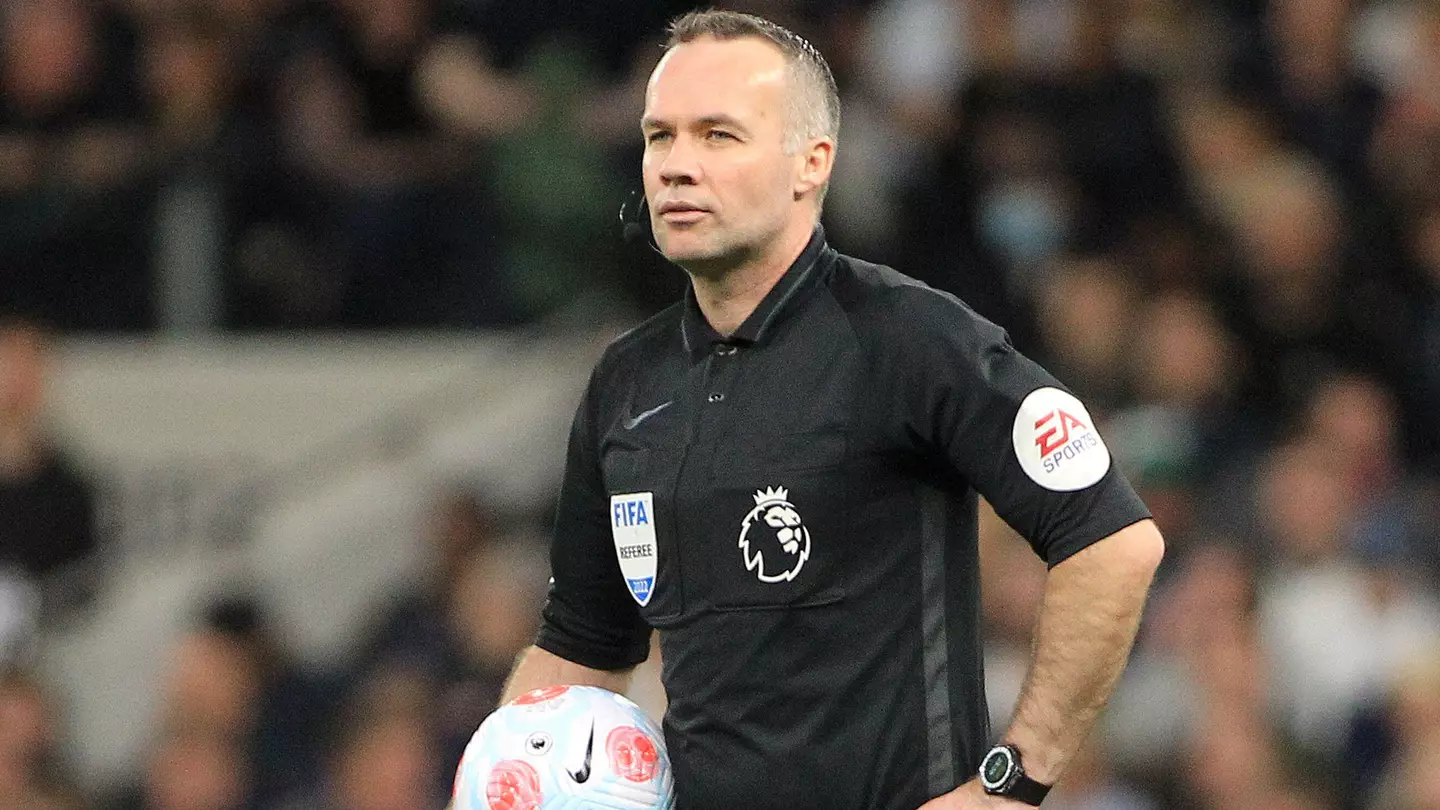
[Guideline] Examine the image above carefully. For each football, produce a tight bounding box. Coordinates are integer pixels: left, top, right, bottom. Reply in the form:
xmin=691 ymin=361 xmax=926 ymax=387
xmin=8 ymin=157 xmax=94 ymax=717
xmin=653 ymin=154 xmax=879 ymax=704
xmin=454 ymin=685 xmax=675 ymax=810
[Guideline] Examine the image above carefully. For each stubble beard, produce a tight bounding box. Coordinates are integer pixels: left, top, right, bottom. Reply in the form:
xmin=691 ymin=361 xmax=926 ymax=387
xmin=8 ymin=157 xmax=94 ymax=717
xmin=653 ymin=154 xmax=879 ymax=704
xmin=661 ymin=225 xmax=758 ymax=281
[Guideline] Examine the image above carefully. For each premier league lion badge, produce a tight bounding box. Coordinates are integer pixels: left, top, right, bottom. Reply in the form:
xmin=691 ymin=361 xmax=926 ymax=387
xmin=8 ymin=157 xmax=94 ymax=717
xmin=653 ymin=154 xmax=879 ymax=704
xmin=738 ymin=486 xmax=810 ymax=583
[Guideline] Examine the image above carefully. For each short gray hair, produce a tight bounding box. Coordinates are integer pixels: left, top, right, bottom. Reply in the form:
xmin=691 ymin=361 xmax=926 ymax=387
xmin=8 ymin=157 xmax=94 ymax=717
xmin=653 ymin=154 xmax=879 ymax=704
xmin=665 ymin=9 xmax=841 ymax=155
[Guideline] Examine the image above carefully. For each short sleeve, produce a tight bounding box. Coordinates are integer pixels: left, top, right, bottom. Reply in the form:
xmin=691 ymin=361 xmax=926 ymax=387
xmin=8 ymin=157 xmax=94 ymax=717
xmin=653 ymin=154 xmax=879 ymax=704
xmin=535 ymin=368 xmax=651 ymax=669
xmin=890 ymin=288 xmax=1151 ymax=565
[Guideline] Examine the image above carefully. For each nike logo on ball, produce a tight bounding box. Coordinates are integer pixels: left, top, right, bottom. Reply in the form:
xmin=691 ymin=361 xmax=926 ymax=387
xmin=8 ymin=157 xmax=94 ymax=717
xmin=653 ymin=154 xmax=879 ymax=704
xmin=568 ymin=721 xmax=594 ymax=783
xmin=624 ymin=401 xmax=673 ymax=430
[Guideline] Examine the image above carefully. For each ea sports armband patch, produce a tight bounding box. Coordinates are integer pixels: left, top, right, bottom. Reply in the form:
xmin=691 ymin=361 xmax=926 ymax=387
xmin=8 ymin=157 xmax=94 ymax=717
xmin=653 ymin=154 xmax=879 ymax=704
xmin=1011 ymin=387 xmax=1111 ymax=491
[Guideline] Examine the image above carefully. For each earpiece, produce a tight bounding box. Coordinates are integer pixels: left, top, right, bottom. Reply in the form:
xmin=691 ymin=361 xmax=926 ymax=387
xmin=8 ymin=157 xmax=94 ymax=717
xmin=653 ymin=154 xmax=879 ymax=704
xmin=620 ymin=189 xmax=649 ymax=244
xmin=619 ymin=189 xmax=663 ymax=257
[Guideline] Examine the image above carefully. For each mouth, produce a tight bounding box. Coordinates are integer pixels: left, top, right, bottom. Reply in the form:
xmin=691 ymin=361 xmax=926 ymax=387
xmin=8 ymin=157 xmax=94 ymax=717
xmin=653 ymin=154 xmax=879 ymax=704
xmin=657 ymin=200 xmax=709 ymax=224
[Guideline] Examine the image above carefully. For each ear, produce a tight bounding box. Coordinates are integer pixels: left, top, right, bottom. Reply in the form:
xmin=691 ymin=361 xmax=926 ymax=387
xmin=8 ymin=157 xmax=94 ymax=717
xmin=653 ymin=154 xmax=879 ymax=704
xmin=793 ymin=137 xmax=836 ymax=201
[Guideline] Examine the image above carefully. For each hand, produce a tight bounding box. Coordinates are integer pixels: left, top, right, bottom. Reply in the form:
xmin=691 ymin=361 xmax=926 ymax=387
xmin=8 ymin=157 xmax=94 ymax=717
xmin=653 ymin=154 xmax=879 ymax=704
xmin=916 ymin=779 xmax=1032 ymax=809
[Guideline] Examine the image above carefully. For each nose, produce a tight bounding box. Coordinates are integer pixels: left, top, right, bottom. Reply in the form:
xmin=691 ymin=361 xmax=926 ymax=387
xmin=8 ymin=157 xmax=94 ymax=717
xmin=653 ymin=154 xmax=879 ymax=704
xmin=657 ymin=134 xmax=701 ymax=186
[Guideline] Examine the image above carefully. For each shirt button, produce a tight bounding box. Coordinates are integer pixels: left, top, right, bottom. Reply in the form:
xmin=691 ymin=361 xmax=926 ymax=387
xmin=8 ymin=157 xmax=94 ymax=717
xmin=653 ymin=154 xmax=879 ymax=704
xmin=715 ymin=345 xmax=738 ymax=356
xmin=707 ymin=392 xmax=725 ymax=403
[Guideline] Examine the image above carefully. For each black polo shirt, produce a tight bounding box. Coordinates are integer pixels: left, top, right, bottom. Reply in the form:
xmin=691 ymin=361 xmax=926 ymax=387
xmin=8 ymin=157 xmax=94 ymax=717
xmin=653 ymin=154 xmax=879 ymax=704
xmin=537 ymin=227 xmax=1150 ymax=810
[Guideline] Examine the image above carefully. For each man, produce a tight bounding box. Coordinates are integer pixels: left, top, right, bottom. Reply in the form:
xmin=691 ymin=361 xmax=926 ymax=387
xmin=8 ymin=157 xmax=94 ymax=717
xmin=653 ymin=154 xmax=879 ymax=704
xmin=0 ymin=314 xmax=98 ymax=624
xmin=500 ymin=10 xmax=1164 ymax=810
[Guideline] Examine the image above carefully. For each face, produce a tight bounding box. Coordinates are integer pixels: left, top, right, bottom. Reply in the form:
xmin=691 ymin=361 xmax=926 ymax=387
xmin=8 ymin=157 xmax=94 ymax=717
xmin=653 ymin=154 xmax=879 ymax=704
xmin=641 ymin=36 xmax=821 ymax=274
xmin=146 ymin=732 xmax=247 ymax=810
xmin=336 ymin=720 xmax=436 ymax=810
xmin=0 ymin=679 xmax=51 ymax=760
xmin=2 ymin=1 xmax=95 ymax=109
xmin=0 ymin=322 xmax=46 ymax=419
xmin=162 ymin=633 xmax=260 ymax=736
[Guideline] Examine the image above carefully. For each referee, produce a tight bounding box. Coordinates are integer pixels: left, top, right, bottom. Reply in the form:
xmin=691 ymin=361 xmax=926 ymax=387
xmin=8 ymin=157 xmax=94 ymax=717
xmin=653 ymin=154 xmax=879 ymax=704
xmin=499 ymin=10 xmax=1164 ymax=810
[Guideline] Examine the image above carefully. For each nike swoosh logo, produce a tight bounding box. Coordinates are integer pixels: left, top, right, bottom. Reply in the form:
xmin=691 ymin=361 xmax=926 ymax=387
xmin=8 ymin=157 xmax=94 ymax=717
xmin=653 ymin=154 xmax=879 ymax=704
xmin=568 ymin=721 xmax=594 ymax=783
xmin=623 ymin=400 xmax=673 ymax=430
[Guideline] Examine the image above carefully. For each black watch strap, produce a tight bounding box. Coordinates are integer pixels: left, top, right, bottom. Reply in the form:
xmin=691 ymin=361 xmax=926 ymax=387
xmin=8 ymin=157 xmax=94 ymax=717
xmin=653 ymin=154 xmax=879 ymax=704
xmin=1006 ymin=773 xmax=1051 ymax=806
xmin=980 ymin=744 xmax=1052 ymax=806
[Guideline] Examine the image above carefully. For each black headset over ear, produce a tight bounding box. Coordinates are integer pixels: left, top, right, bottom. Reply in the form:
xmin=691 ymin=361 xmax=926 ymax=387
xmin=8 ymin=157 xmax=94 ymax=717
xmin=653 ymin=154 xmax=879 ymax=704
xmin=620 ymin=189 xmax=654 ymax=248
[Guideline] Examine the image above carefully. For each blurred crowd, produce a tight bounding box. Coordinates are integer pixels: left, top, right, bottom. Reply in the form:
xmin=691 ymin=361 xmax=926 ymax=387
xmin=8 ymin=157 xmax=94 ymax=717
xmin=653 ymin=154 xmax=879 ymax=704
xmin=3 ymin=0 xmax=1440 ymax=809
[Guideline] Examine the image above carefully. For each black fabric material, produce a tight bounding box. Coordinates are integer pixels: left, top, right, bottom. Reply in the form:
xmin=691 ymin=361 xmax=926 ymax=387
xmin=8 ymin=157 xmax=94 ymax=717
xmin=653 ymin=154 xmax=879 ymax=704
xmin=536 ymin=227 xmax=1150 ymax=810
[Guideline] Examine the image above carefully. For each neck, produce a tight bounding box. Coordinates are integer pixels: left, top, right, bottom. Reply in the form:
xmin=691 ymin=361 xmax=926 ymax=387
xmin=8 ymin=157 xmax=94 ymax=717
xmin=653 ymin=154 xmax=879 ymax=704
xmin=688 ymin=220 xmax=815 ymax=337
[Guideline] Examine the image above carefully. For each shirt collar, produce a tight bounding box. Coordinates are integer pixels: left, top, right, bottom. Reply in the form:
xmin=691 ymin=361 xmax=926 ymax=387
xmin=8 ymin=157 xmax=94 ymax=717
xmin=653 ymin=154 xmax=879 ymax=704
xmin=680 ymin=225 xmax=833 ymax=362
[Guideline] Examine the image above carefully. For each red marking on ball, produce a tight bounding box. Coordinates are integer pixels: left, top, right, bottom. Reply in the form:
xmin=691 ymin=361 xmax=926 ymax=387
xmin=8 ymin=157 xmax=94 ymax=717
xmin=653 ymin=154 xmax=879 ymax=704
xmin=486 ymin=759 xmax=542 ymax=810
xmin=511 ymin=685 xmax=570 ymax=706
xmin=606 ymin=726 xmax=660 ymax=782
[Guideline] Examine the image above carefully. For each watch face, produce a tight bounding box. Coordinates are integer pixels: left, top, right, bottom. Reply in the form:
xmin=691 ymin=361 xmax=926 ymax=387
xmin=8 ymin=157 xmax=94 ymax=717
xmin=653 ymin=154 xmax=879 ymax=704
xmin=981 ymin=748 xmax=1014 ymax=788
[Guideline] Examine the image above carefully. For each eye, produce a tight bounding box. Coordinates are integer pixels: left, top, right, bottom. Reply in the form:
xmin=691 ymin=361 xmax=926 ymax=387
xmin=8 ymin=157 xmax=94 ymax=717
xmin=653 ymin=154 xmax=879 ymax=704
xmin=645 ymin=131 xmax=672 ymax=144
xmin=706 ymin=130 xmax=737 ymax=142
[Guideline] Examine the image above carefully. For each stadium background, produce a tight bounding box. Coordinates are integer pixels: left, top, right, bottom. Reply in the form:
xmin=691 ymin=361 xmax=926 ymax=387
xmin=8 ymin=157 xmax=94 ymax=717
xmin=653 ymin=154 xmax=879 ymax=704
xmin=2 ymin=0 xmax=1439 ymax=808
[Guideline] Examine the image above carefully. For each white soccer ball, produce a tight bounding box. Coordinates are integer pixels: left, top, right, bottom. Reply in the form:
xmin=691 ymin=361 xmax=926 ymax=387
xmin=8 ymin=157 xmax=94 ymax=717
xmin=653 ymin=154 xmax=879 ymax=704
xmin=454 ymin=685 xmax=675 ymax=810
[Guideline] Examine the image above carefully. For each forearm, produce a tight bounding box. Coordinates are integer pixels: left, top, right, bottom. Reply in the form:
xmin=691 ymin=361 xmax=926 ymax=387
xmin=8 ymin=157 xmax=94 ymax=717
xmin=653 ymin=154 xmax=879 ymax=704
xmin=500 ymin=644 xmax=636 ymax=704
xmin=1002 ymin=520 xmax=1164 ymax=783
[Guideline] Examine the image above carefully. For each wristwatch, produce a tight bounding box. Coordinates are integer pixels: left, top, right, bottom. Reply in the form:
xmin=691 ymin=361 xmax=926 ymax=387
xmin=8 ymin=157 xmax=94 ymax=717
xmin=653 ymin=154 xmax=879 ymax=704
xmin=979 ymin=744 xmax=1051 ymax=806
